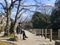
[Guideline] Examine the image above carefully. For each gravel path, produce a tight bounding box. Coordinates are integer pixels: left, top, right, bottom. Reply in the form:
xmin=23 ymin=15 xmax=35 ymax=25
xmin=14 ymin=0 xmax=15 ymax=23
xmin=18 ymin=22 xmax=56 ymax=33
xmin=15 ymin=30 xmax=55 ymax=45
xmin=0 ymin=31 xmax=55 ymax=45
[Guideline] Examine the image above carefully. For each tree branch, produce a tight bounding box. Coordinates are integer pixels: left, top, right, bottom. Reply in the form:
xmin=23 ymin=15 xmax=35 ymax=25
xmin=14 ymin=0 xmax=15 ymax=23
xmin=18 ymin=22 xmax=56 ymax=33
xmin=0 ymin=3 xmax=5 ymax=8
xmin=9 ymin=0 xmax=22 ymax=10
xmin=9 ymin=0 xmax=18 ymax=9
xmin=20 ymin=4 xmax=40 ymax=7
xmin=34 ymin=0 xmax=42 ymax=4
xmin=23 ymin=8 xmax=36 ymax=12
xmin=0 ymin=3 xmax=7 ymax=14
xmin=17 ymin=10 xmax=27 ymax=19
xmin=23 ymin=16 xmax=28 ymax=22
xmin=14 ymin=0 xmax=21 ymax=24
xmin=4 ymin=0 xmax=8 ymax=8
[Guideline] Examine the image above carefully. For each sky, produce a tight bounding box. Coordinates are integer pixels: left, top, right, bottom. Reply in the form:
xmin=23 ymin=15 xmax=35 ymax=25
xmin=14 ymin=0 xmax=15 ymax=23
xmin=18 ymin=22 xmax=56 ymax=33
xmin=0 ymin=0 xmax=56 ymax=21
xmin=25 ymin=0 xmax=56 ymax=6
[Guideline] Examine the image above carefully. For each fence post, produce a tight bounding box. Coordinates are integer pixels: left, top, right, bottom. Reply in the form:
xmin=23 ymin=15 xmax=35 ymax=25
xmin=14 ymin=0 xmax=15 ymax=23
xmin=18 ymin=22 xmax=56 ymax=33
xmin=42 ymin=29 xmax=44 ymax=37
xmin=45 ymin=29 xmax=47 ymax=39
xmin=35 ymin=29 xmax=36 ymax=35
xmin=58 ymin=29 xmax=60 ymax=40
xmin=50 ymin=29 xmax=52 ymax=41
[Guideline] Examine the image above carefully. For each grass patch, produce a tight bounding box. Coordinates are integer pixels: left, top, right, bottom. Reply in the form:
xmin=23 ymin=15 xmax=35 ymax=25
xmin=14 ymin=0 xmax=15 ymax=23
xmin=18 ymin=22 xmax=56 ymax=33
xmin=0 ymin=40 xmax=16 ymax=45
xmin=1 ymin=34 xmax=14 ymax=38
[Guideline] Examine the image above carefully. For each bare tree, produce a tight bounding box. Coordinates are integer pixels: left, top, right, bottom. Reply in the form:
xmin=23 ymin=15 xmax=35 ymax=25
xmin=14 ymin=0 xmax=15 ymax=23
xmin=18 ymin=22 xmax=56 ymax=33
xmin=0 ymin=0 xmax=22 ymax=35
xmin=0 ymin=0 xmax=50 ymax=37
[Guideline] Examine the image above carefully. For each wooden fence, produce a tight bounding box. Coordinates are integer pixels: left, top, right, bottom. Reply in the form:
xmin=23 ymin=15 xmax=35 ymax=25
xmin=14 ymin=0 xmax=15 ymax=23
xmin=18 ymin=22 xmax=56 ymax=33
xmin=29 ymin=29 xmax=52 ymax=41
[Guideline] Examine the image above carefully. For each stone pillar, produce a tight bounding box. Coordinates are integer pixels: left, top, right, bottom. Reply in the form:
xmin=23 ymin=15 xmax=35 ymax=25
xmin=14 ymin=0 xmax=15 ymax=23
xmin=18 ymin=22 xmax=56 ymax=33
xmin=50 ymin=29 xmax=52 ymax=41
xmin=58 ymin=29 xmax=60 ymax=40
xmin=45 ymin=29 xmax=47 ymax=39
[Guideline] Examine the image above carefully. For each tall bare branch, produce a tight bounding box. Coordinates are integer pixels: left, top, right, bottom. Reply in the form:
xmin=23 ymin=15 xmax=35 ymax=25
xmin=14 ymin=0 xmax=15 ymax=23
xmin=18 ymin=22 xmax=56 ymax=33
xmin=4 ymin=0 xmax=8 ymax=8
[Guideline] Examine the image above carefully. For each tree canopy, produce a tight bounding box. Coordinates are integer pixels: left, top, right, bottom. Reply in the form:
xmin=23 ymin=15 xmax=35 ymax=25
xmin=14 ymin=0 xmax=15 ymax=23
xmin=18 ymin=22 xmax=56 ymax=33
xmin=31 ymin=12 xmax=50 ymax=29
xmin=50 ymin=9 xmax=60 ymax=29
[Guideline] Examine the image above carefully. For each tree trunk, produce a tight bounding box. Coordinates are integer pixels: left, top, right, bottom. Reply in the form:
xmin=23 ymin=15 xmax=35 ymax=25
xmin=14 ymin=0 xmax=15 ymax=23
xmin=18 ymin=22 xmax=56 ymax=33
xmin=13 ymin=22 xmax=17 ymax=37
xmin=4 ymin=10 xmax=11 ymax=36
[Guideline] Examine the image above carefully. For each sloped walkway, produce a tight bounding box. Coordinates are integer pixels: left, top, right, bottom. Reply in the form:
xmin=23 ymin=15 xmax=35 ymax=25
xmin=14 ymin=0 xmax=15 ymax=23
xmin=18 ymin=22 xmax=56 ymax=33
xmin=15 ymin=30 xmax=55 ymax=45
xmin=0 ymin=30 xmax=55 ymax=45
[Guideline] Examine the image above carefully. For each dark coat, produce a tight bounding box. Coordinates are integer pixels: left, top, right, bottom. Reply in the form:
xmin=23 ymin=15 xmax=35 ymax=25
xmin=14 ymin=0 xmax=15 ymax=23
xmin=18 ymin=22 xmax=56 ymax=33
xmin=16 ymin=25 xmax=22 ymax=34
